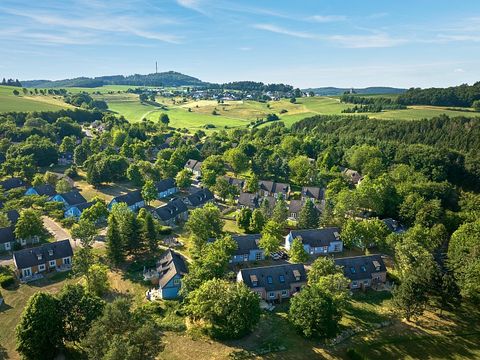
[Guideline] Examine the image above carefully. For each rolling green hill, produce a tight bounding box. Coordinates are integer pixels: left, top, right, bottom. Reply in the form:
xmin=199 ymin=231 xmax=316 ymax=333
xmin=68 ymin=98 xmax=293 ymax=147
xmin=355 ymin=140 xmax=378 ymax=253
xmin=0 ymin=86 xmax=71 ymax=112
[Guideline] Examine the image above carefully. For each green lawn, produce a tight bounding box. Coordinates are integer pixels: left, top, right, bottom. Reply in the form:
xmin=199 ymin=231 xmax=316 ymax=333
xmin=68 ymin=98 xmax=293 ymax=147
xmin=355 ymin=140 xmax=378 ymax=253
xmin=0 ymin=86 xmax=70 ymax=113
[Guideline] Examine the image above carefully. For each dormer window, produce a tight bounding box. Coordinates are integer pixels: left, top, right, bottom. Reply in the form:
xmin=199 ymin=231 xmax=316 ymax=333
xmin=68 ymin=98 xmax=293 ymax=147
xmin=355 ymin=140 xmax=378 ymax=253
xmin=293 ymin=269 xmax=301 ymax=281
xmin=48 ymin=250 xmax=54 ymax=256
xmin=250 ymin=274 xmax=258 ymax=287
xmin=37 ymin=254 xmax=43 ymax=260
xmin=372 ymin=260 xmax=381 ymax=271
xmin=360 ymin=265 xmax=367 ymax=272
xmin=267 ymin=276 xmax=273 ymax=284
xmin=350 ymin=267 xmax=356 ymax=274
xmin=279 ymin=275 xmax=285 ymax=283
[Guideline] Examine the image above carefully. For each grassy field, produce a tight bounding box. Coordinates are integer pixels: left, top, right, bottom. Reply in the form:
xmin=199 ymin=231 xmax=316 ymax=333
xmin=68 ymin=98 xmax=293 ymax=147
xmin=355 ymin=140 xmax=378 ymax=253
xmin=0 ymin=86 xmax=71 ymax=113
xmin=2 ymin=84 xmax=478 ymax=129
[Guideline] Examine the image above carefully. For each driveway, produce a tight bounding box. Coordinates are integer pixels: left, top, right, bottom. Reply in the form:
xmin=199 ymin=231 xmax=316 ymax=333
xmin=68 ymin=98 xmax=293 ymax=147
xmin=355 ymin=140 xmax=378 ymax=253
xmin=42 ymin=216 xmax=75 ymax=249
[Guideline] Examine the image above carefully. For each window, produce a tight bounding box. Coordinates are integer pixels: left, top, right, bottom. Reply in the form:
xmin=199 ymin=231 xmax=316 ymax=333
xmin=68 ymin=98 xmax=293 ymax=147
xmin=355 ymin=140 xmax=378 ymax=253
xmin=20 ymin=239 xmax=27 ymax=246
xmin=350 ymin=267 xmax=356 ymax=274
xmin=269 ymin=292 xmax=275 ymax=298
xmin=360 ymin=265 xmax=367 ymax=272
xmin=23 ymin=268 xmax=31 ymax=277
xmin=279 ymin=275 xmax=285 ymax=283
xmin=173 ymin=278 xmax=181 ymax=286
xmin=352 ymin=281 xmax=358 ymax=288
xmin=39 ymin=264 xmax=46 ymax=271
xmin=50 ymin=260 xmax=56 ymax=267
xmin=243 ymin=254 xmax=248 ymax=261
xmin=255 ymin=252 xmax=262 ymax=261
xmin=63 ymin=257 xmax=71 ymax=265
xmin=323 ymin=246 xmax=328 ymax=253
xmin=281 ymin=290 xmax=288 ymax=297
xmin=4 ymin=242 xmax=10 ymax=250
xmin=267 ymin=276 xmax=273 ymax=284
xmin=363 ymin=280 xmax=369 ymax=285
xmin=334 ymin=244 xmax=341 ymax=252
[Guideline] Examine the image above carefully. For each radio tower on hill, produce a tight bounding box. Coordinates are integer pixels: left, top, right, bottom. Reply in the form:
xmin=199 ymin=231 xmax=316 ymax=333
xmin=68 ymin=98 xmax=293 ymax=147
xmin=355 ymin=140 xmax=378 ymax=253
xmin=155 ymin=61 xmax=158 ymax=74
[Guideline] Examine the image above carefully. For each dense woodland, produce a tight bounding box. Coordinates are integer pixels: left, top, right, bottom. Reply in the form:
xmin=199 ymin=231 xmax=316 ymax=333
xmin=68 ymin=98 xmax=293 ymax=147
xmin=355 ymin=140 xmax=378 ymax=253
xmin=397 ymin=82 xmax=480 ymax=107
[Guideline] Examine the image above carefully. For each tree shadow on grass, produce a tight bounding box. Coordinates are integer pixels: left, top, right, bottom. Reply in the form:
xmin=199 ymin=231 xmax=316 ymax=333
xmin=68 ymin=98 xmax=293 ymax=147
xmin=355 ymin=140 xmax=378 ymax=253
xmin=0 ymin=344 xmax=9 ymax=360
xmin=223 ymin=309 xmax=337 ymax=360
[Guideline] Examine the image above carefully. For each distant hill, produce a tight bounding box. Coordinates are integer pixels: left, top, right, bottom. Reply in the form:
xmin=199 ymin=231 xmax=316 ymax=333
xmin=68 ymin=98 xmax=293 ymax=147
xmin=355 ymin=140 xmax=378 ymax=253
xmin=303 ymin=87 xmax=406 ymax=96
xmin=22 ymin=71 xmax=206 ymax=88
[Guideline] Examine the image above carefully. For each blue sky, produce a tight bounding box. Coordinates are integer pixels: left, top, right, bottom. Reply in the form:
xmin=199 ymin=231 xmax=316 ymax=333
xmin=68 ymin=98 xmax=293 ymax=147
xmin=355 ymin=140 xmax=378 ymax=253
xmin=1 ymin=0 xmax=480 ymax=88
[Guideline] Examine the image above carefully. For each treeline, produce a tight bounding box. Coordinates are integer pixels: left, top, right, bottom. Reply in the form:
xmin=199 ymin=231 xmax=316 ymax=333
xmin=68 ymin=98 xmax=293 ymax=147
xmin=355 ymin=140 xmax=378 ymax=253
xmin=22 ymin=71 xmax=206 ymax=88
xmin=1 ymin=78 xmax=22 ymax=87
xmin=64 ymin=93 xmax=108 ymax=110
xmin=212 ymin=81 xmax=294 ymax=93
xmin=397 ymin=82 xmax=480 ymax=107
xmin=340 ymin=94 xmax=406 ymax=112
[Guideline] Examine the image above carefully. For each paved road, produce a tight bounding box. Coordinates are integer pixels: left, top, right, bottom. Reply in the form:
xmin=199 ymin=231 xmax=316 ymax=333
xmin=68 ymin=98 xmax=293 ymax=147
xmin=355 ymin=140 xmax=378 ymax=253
xmin=42 ymin=216 xmax=75 ymax=248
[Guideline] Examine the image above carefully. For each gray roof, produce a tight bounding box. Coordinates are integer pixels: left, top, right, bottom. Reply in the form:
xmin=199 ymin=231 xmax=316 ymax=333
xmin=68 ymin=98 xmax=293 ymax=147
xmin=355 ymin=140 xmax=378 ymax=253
xmin=289 ymin=199 xmax=321 ymax=214
xmin=13 ymin=240 xmax=73 ymax=269
xmin=192 ymin=161 xmax=203 ymax=172
xmin=238 ymin=192 xmax=259 ymax=208
xmin=0 ymin=226 xmax=15 ymax=244
xmin=154 ymin=198 xmax=188 ymax=221
xmin=186 ymin=188 xmax=214 ymax=207
xmin=112 ymin=190 xmax=143 ymax=206
xmin=184 ymin=159 xmax=199 ymax=170
xmin=239 ymin=264 xmax=307 ymax=291
xmin=258 ymin=180 xmax=289 ymax=195
xmin=157 ymin=249 xmax=188 ymax=288
xmin=6 ymin=210 xmax=20 ymax=225
xmin=334 ymin=254 xmax=386 ymax=281
xmin=58 ymin=191 xmax=87 ymax=206
xmin=302 ymin=186 xmax=324 ymax=200
xmin=74 ymin=202 xmax=94 ymax=211
xmin=0 ymin=177 xmax=27 ymax=191
xmin=382 ymin=218 xmax=404 ymax=233
xmin=31 ymin=184 xmax=56 ymax=196
xmin=223 ymin=176 xmax=245 ymax=189
xmin=227 ymin=234 xmax=261 ymax=256
xmin=155 ymin=178 xmax=176 ymax=192
xmin=289 ymin=227 xmax=341 ymax=247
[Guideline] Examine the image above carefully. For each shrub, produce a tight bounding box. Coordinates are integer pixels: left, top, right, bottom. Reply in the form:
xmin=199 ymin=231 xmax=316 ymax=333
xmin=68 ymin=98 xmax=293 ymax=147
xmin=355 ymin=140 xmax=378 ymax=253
xmin=158 ymin=226 xmax=172 ymax=235
xmin=0 ymin=274 xmax=15 ymax=288
xmin=346 ymin=348 xmax=365 ymax=360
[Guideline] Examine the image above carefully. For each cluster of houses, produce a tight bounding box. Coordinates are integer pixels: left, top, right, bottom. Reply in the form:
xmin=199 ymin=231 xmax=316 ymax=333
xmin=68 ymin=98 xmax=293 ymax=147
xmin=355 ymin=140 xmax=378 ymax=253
xmin=149 ymin=226 xmax=388 ymax=301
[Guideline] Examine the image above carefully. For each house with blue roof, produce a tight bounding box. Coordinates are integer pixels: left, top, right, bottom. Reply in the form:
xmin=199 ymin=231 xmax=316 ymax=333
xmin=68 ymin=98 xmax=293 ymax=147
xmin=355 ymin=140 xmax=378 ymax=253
xmin=52 ymin=190 xmax=87 ymax=210
xmin=64 ymin=202 xmax=94 ymax=219
xmin=25 ymin=184 xmax=56 ymax=197
xmin=155 ymin=249 xmax=188 ymax=299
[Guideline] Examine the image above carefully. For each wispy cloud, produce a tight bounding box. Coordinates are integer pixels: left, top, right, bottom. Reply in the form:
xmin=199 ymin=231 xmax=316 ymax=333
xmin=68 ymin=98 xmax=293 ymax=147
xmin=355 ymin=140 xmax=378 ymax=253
xmin=175 ymin=0 xmax=208 ymax=15
xmin=329 ymin=33 xmax=407 ymax=48
xmin=0 ymin=6 xmax=182 ymax=44
xmin=252 ymin=24 xmax=316 ymax=39
xmin=309 ymin=15 xmax=347 ymax=23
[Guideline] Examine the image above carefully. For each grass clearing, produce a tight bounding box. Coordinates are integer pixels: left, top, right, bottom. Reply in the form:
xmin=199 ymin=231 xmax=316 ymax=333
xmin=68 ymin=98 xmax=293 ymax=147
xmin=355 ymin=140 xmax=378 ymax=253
xmin=0 ymin=86 xmax=71 ymax=113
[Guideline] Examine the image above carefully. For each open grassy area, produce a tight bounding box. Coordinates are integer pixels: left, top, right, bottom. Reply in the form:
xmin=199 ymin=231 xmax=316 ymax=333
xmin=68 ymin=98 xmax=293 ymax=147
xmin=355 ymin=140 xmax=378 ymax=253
xmin=0 ymin=86 xmax=71 ymax=113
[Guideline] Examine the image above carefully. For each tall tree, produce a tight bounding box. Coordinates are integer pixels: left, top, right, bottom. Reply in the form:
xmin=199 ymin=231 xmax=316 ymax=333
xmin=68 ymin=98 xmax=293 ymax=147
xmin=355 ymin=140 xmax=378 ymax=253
xmin=15 ymin=209 xmax=47 ymax=242
xmin=272 ymin=196 xmax=289 ymax=226
xmin=142 ymin=211 xmax=158 ymax=253
xmin=289 ymin=237 xmax=309 ymax=263
xmin=106 ymin=215 xmax=124 ymax=265
xmin=186 ymin=279 xmax=261 ymax=339
xmin=141 ymin=179 xmax=157 ymax=206
xmin=57 ymin=284 xmax=105 ymax=343
xmin=236 ymin=207 xmax=252 ymax=232
xmin=259 ymin=220 xmax=283 ymax=256
xmin=249 ymin=208 xmax=265 ymax=233
xmin=16 ymin=293 xmax=63 ymax=359
xmin=289 ymin=284 xmax=341 ymax=338
xmin=297 ymin=199 xmax=319 ymax=229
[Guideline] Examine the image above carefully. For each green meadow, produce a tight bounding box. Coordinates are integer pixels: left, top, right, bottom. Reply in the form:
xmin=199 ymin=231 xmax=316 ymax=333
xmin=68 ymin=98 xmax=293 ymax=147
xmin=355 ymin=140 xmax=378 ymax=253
xmin=1 ymin=85 xmax=478 ymax=129
xmin=0 ymin=86 xmax=71 ymax=112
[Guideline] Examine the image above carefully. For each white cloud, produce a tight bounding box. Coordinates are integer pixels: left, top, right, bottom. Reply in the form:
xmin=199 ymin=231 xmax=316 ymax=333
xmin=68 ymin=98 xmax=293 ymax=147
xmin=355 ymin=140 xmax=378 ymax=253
xmin=175 ymin=0 xmax=208 ymax=15
xmin=309 ymin=15 xmax=347 ymax=23
xmin=252 ymin=24 xmax=316 ymax=39
xmin=454 ymin=68 xmax=465 ymax=73
xmin=328 ymin=33 xmax=407 ymax=48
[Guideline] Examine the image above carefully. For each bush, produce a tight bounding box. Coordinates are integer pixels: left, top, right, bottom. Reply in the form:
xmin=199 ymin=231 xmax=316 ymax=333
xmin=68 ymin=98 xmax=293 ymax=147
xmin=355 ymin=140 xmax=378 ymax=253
xmin=61 ymin=217 xmax=77 ymax=229
xmin=346 ymin=348 xmax=365 ymax=360
xmin=158 ymin=226 xmax=172 ymax=235
xmin=0 ymin=274 xmax=15 ymax=288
